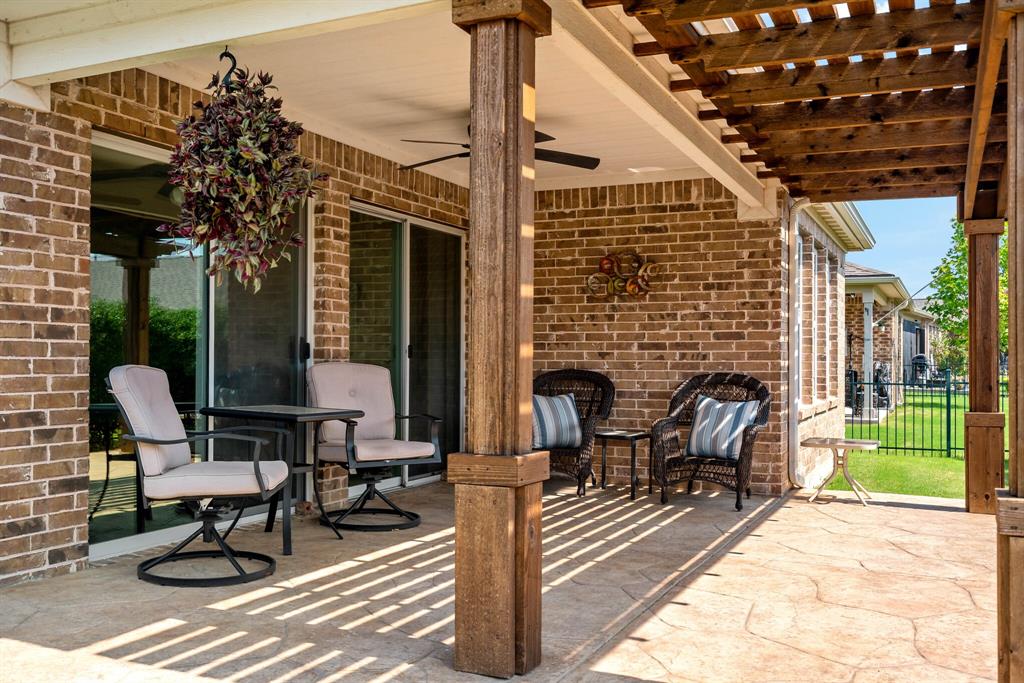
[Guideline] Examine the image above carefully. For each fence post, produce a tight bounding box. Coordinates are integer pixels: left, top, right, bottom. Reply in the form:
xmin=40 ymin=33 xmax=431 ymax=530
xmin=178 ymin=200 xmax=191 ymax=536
xmin=945 ymin=368 xmax=953 ymax=459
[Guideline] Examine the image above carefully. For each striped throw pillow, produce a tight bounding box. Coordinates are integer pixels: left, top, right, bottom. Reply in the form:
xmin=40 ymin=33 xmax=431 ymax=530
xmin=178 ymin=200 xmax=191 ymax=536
xmin=685 ymin=395 xmax=760 ymax=460
xmin=532 ymin=394 xmax=583 ymax=450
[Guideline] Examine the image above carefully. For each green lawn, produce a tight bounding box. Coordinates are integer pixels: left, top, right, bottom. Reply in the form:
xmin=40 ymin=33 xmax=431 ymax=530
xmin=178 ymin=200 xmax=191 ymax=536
xmin=829 ymin=386 xmax=1010 ymax=499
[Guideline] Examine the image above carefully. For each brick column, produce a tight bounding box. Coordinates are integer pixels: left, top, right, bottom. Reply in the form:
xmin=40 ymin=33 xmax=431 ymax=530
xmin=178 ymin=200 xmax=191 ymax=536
xmin=0 ymin=102 xmax=91 ymax=584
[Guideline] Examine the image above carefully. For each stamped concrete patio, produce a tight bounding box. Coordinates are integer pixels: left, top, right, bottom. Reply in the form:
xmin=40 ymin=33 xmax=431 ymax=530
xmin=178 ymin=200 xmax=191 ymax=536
xmin=0 ymin=483 xmax=996 ymax=682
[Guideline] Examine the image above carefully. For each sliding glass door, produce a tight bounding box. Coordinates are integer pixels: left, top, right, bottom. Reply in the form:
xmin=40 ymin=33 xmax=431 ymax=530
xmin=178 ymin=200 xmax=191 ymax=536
xmin=349 ymin=206 xmax=464 ymax=480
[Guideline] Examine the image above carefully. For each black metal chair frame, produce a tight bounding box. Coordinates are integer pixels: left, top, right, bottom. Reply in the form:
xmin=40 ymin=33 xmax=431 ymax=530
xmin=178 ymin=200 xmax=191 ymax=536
xmin=312 ymin=414 xmax=442 ymax=536
xmin=107 ymin=380 xmax=289 ymax=587
xmin=651 ymin=373 xmax=771 ymax=511
xmin=532 ymin=369 xmax=615 ymax=497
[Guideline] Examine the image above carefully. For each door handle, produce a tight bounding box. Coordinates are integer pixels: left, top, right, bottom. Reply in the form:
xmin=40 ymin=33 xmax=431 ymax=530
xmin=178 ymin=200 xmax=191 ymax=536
xmin=299 ymin=337 xmax=311 ymax=362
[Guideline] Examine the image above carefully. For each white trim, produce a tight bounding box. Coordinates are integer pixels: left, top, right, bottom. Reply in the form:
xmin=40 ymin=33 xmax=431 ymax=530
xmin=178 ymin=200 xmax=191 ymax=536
xmin=349 ymin=200 xmax=467 ymax=474
xmin=91 ymin=129 xmax=170 ymax=162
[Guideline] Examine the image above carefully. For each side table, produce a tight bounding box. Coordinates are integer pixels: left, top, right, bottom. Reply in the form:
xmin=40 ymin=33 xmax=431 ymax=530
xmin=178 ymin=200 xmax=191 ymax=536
xmin=800 ymin=437 xmax=879 ymax=506
xmin=595 ymin=430 xmax=651 ymax=500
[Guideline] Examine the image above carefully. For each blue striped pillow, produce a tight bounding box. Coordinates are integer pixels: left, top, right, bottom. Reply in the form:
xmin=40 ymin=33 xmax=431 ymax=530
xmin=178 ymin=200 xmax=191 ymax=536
xmin=532 ymin=394 xmax=582 ymax=450
xmin=685 ymin=395 xmax=759 ymax=460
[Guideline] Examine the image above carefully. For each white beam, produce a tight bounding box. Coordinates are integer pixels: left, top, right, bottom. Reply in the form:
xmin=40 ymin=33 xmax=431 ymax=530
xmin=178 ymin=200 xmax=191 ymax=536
xmin=1 ymin=21 xmax=49 ymax=110
xmin=8 ymin=0 xmax=446 ymax=86
xmin=547 ymin=0 xmax=769 ymax=213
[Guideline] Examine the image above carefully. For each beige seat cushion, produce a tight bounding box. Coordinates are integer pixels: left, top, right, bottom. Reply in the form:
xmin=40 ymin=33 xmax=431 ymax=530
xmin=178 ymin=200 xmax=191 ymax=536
xmin=319 ymin=439 xmax=436 ymax=464
xmin=144 ymin=460 xmax=288 ymax=500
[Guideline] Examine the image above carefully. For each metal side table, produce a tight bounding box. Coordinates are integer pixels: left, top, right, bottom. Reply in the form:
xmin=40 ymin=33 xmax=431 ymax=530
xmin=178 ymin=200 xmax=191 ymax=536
xmin=595 ymin=429 xmax=652 ymax=500
xmin=801 ymin=437 xmax=879 ymax=506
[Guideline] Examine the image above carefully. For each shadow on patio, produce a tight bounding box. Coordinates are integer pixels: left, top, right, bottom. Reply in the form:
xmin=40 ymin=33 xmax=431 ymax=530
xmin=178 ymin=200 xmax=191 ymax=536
xmin=0 ymin=483 xmax=997 ymax=682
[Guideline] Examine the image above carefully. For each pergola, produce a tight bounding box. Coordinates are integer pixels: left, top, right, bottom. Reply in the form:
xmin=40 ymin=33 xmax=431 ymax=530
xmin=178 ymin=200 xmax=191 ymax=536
xmin=446 ymin=0 xmax=1023 ymax=679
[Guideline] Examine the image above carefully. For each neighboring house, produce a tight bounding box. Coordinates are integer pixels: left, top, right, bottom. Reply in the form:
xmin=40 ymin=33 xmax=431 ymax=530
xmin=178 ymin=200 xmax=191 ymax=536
xmin=844 ymin=264 xmax=938 ymax=390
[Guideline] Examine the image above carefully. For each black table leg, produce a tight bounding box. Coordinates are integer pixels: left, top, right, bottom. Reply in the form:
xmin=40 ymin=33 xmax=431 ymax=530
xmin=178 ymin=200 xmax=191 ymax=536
xmin=600 ymin=438 xmax=607 ymax=489
xmin=630 ymin=441 xmax=638 ymax=500
xmin=648 ymin=442 xmax=654 ymax=494
xmin=281 ymin=427 xmax=294 ymax=556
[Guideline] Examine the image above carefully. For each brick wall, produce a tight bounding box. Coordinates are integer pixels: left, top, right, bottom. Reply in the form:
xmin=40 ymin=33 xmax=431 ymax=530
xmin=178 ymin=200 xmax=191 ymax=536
xmin=533 ymin=180 xmax=791 ymax=495
xmin=0 ymin=102 xmax=92 ymax=584
xmin=0 ymin=69 xmax=467 ymax=583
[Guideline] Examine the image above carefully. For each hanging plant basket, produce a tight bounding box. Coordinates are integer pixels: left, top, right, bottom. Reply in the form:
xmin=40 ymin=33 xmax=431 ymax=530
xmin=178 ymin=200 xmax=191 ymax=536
xmin=161 ymin=56 xmax=326 ymax=292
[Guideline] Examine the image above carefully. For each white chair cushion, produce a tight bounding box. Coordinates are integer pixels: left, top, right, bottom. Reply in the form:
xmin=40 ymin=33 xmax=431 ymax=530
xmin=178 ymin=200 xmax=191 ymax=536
xmin=318 ymin=439 xmax=436 ymax=464
xmin=108 ymin=365 xmax=191 ymax=476
xmin=308 ymin=362 xmax=396 ymax=441
xmin=143 ymin=460 xmax=288 ymax=500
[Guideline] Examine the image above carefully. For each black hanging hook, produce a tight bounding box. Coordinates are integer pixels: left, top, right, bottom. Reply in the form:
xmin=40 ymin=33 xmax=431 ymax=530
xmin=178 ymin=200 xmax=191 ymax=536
xmin=219 ymin=46 xmax=237 ymax=87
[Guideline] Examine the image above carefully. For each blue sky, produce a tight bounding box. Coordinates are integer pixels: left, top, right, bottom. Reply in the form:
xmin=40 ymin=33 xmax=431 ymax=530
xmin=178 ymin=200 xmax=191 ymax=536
xmin=850 ymin=197 xmax=959 ymax=296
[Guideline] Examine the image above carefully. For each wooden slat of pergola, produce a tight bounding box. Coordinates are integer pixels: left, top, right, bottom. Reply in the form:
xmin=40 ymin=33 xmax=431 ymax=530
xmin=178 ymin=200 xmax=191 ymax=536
xmin=585 ymin=0 xmax=1005 ymax=203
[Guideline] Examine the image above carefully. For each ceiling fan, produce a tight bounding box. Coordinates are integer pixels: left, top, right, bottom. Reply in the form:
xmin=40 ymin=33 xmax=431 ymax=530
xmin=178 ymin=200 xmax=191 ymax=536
xmin=399 ymin=129 xmax=600 ymax=171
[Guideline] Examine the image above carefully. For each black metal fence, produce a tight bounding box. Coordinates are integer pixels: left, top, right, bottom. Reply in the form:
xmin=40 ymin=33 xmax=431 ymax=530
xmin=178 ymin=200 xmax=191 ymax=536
xmin=845 ymin=364 xmax=1009 ymax=458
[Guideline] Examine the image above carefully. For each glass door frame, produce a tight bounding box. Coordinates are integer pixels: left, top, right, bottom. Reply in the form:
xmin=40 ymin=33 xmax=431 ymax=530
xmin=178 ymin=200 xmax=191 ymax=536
xmin=87 ymin=131 xmax=315 ymax=560
xmin=350 ymin=201 xmax=466 ymax=489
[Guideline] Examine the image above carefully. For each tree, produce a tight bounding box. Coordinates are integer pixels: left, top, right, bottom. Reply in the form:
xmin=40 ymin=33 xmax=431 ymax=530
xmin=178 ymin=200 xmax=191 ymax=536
xmin=926 ymin=218 xmax=1008 ymax=374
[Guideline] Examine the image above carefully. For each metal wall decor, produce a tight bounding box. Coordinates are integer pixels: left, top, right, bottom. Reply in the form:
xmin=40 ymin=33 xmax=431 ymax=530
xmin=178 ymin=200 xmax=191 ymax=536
xmin=586 ymin=250 xmax=658 ymax=298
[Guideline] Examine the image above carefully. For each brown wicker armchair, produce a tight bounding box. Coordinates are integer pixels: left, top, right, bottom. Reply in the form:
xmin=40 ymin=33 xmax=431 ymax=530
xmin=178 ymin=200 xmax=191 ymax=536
xmin=533 ymin=369 xmax=615 ymax=496
xmin=651 ymin=373 xmax=771 ymax=511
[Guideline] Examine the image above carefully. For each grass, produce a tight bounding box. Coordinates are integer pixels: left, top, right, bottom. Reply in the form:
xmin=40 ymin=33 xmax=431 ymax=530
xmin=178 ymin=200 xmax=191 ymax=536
xmin=828 ymin=385 xmax=1010 ymax=499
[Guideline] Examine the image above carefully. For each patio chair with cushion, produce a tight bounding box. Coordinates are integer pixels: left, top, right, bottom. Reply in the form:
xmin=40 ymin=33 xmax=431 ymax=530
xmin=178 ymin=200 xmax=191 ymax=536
xmin=107 ymin=365 xmax=289 ymax=587
xmin=532 ymin=369 xmax=615 ymax=496
xmin=651 ymin=372 xmax=771 ymax=511
xmin=307 ymin=362 xmax=441 ymax=535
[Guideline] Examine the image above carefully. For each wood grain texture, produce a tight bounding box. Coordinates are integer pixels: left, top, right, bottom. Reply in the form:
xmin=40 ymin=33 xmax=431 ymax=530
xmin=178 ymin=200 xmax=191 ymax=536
xmin=779 ymin=145 xmax=1006 ymax=176
xmin=965 ymin=218 xmax=1009 ymax=235
xmin=966 ymin=424 xmax=1004 ymax=514
xmin=703 ymin=51 xmax=986 ymax=106
xmin=964 ymin=0 xmax=1012 ymax=218
xmin=666 ymin=0 xmax=838 ymax=23
xmin=674 ymin=4 xmax=984 ymax=72
xmin=514 ymin=482 xmax=542 ymax=674
xmin=1009 ymin=17 xmax=1024 ymax=498
xmin=997 ymin=491 xmax=1024 ymax=536
xmin=465 ymin=18 xmax=537 ymax=457
xmin=966 ymin=411 xmax=1009 ymax=428
xmin=998 ymin=533 xmax=1024 ymax=680
xmin=454 ymin=484 xmax=516 ymax=677
xmin=447 ymin=452 xmax=550 ymax=487
xmin=794 ymin=184 xmax=963 ymax=202
xmin=970 ymin=232 xmax=1002 ymax=414
xmin=452 ymin=0 xmax=551 ymax=35
xmin=756 ymin=118 xmax=1006 ymax=156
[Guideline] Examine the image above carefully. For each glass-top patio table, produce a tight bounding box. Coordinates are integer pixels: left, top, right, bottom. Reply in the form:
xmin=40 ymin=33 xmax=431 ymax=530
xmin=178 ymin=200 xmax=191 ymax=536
xmin=200 ymin=405 xmax=364 ymax=555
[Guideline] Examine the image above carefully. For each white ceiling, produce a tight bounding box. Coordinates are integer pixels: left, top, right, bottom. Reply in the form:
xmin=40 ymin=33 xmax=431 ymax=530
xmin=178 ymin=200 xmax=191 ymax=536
xmin=147 ymin=7 xmax=704 ymax=189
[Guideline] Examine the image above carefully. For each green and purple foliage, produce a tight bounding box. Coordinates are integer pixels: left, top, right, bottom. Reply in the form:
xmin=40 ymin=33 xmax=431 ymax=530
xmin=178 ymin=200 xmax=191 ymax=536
xmin=161 ymin=68 xmax=326 ymax=292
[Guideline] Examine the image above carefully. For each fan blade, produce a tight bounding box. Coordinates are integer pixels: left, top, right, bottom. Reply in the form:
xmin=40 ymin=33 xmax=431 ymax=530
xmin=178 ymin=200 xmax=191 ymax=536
xmin=399 ymin=151 xmax=471 ymax=171
xmin=535 ymin=148 xmax=601 ymax=170
xmin=400 ymin=139 xmax=469 ymax=148
xmin=466 ymin=124 xmax=555 ymax=144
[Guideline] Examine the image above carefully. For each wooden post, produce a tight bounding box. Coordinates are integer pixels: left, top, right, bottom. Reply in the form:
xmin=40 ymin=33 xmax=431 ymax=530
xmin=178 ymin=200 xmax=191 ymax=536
xmin=1000 ymin=11 xmax=1024 ymax=681
xmin=965 ymin=218 xmax=1005 ymax=514
xmin=450 ymin=0 xmax=551 ymax=678
xmin=122 ymin=258 xmax=154 ymax=366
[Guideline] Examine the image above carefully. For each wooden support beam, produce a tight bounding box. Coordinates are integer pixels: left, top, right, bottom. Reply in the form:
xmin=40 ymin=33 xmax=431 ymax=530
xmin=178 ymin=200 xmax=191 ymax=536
xmin=794 ymin=183 xmax=963 ymax=202
xmin=669 ymin=77 xmax=697 ymax=92
xmin=728 ymin=86 xmax=993 ymax=134
xmin=665 ymin=0 xmax=839 ymax=23
xmin=673 ymin=4 xmax=984 ymax=72
xmin=633 ymin=40 xmax=664 ymax=57
xmin=964 ymin=0 xmax=1012 ymax=219
xmin=781 ymin=144 xmax=1006 ymax=175
xmin=701 ymin=50 xmax=985 ymax=106
xmin=721 ymin=133 xmax=746 ymax=144
xmin=756 ymin=118 xmax=1007 ymax=156
xmin=1002 ymin=14 xmax=1024 ymax=682
xmin=966 ymin=211 xmax=1006 ymax=514
xmin=789 ymin=165 xmax=1001 ymax=191
xmin=452 ymin=2 xmax=550 ymax=677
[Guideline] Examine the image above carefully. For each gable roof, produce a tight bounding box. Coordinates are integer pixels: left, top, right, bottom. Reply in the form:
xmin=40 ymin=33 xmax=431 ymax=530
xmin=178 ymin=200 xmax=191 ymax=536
xmin=844 ymin=262 xmax=894 ymax=279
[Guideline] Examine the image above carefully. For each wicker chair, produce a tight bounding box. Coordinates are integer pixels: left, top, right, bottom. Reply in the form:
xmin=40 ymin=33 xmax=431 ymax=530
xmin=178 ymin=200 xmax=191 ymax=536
xmin=651 ymin=373 xmax=771 ymax=511
xmin=533 ymin=369 xmax=615 ymax=496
